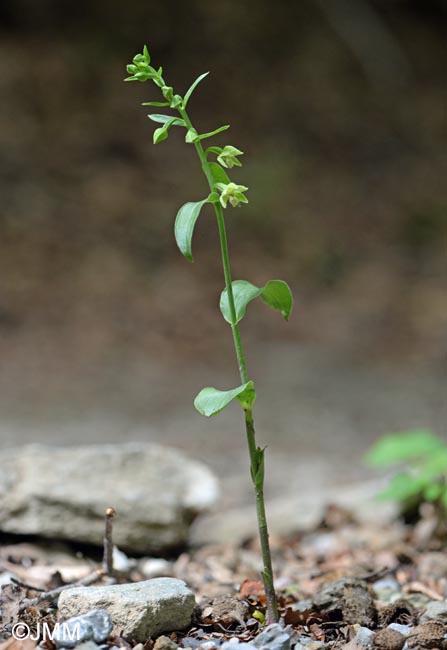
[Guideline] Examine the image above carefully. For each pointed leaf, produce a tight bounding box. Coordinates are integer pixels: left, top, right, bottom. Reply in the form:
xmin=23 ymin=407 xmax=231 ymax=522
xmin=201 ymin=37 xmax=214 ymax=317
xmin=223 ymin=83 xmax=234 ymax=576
xmin=148 ymin=114 xmax=185 ymax=126
xmin=197 ymin=125 xmax=230 ymax=141
xmin=184 ymin=71 xmax=210 ymax=107
xmin=194 ymin=381 xmax=254 ymax=417
xmin=142 ymin=101 xmax=170 ymax=106
xmin=209 ymin=162 xmax=231 ymax=186
xmin=261 ymin=280 xmax=293 ymax=320
xmin=220 ymin=280 xmax=263 ymax=324
xmin=174 ymin=199 xmax=208 ymax=261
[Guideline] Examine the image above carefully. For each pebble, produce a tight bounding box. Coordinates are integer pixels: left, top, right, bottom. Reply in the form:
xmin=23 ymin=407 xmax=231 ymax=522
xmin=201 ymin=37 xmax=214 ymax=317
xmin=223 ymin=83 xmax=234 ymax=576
xmin=253 ymin=624 xmax=298 ymax=650
xmin=387 ymin=624 xmax=411 ymax=636
xmin=355 ymin=626 xmax=375 ymax=647
xmin=373 ymin=628 xmax=405 ymax=650
xmin=419 ymin=599 xmax=447 ymax=624
xmin=295 ymin=638 xmax=327 ymax=650
xmin=58 ymin=578 xmax=195 ymax=642
xmin=53 ymin=610 xmax=112 ymax=648
xmin=153 ymin=635 xmax=179 ymax=650
xmin=140 ymin=558 xmax=174 ymax=579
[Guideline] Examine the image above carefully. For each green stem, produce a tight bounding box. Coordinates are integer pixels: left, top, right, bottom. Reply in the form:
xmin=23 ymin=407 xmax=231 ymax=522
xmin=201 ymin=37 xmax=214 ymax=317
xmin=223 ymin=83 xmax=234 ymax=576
xmin=178 ymin=106 xmax=279 ymax=624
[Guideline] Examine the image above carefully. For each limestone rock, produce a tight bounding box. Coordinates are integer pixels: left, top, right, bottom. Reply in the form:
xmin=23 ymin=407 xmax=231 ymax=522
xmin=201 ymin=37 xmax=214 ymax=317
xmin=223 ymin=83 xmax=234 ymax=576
xmin=58 ymin=578 xmax=196 ymax=642
xmin=0 ymin=443 xmax=218 ymax=553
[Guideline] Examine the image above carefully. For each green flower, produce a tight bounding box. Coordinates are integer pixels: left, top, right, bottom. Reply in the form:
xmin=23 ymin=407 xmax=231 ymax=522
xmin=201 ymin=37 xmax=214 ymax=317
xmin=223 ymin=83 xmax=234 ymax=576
xmin=217 ymin=145 xmax=244 ymax=169
xmin=215 ymin=182 xmax=249 ymax=208
xmin=125 ymin=46 xmax=158 ymax=83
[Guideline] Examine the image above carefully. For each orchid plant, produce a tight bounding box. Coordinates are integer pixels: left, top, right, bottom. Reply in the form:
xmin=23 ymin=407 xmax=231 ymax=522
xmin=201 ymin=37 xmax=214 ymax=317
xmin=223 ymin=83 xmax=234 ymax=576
xmin=125 ymin=45 xmax=293 ymax=623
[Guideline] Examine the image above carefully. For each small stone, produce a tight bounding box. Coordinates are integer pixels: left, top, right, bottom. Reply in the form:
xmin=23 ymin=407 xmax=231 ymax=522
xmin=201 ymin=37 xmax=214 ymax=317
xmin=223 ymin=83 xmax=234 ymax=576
xmin=153 ymin=635 xmax=178 ymax=650
xmin=53 ymin=610 xmax=112 ymax=648
xmin=355 ymin=626 xmax=375 ymax=647
xmin=253 ymin=623 xmax=298 ymax=650
xmin=295 ymin=638 xmax=327 ymax=650
xmin=72 ymin=643 xmax=100 ymax=650
xmin=387 ymin=624 xmax=411 ymax=637
xmin=58 ymin=578 xmax=195 ymax=642
xmin=373 ymin=629 xmax=405 ymax=650
xmin=420 ymin=600 xmax=447 ymax=624
xmin=221 ymin=640 xmax=251 ymax=650
xmin=140 ymin=558 xmax=174 ymax=579
xmin=112 ymin=547 xmax=135 ymax=573
xmin=407 ymin=620 xmax=447 ymax=649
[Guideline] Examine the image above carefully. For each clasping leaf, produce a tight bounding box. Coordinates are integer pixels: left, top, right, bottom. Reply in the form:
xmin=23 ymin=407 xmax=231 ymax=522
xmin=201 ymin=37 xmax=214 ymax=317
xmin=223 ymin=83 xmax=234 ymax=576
xmin=194 ymin=381 xmax=254 ymax=417
xmin=174 ymin=198 xmax=209 ymax=261
xmin=220 ymin=279 xmax=293 ymax=324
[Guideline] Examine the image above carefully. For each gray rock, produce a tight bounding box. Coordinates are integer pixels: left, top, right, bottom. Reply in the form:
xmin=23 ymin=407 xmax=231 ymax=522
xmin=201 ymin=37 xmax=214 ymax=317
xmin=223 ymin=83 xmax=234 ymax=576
xmin=388 ymin=624 xmax=412 ymax=636
xmin=295 ymin=637 xmax=327 ymax=650
xmin=419 ymin=600 xmax=447 ymax=624
xmin=355 ymin=626 xmax=375 ymax=647
xmin=0 ymin=443 xmax=218 ymax=553
xmin=253 ymin=624 xmax=298 ymax=650
xmin=53 ymin=609 xmax=112 ymax=648
xmin=220 ymin=640 xmax=251 ymax=650
xmin=58 ymin=578 xmax=196 ymax=642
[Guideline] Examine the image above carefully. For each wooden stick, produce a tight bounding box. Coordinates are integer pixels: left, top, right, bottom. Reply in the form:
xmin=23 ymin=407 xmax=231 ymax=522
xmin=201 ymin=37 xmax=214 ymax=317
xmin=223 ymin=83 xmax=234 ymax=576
xmin=102 ymin=507 xmax=116 ymax=576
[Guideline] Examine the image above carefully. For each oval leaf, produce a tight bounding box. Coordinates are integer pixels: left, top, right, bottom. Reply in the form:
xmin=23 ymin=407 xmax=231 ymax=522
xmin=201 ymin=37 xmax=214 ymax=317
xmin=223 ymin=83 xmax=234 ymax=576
xmin=209 ymin=162 xmax=231 ymax=186
xmin=174 ymin=199 xmax=208 ymax=261
xmin=261 ymin=280 xmax=293 ymax=321
xmin=220 ymin=279 xmax=293 ymax=324
xmin=220 ymin=280 xmax=263 ymax=324
xmin=184 ymin=71 xmax=209 ymax=107
xmin=194 ymin=381 xmax=254 ymax=417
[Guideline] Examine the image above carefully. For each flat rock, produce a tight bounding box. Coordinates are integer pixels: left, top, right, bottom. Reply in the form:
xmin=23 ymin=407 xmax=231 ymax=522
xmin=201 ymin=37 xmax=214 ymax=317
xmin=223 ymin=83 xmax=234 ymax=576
xmin=0 ymin=443 xmax=218 ymax=553
xmin=58 ymin=578 xmax=196 ymax=642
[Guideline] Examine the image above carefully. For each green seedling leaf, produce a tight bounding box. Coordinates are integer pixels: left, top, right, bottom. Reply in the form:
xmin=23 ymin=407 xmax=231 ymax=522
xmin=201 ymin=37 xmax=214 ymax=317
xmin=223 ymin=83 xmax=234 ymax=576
xmin=376 ymin=472 xmax=426 ymax=502
xmin=194 ymin=381 xmax=254 ymax=417
xmin=253 ymin=610 xmax=266 ymax=626
xmin=366 ymin=430 xmax=444 ymax=468
xmin=220 ymin=279 xmax=293 ymax=324
xmin=209 ymin=162 xmax=231 ymax=186
xmin=184 ymin=71 xmax=210 ymax=107
xmin=174 ymin=199 xmax=209 ymax=261
xmin=148 ymin=114 xmax=185 ymax=126
xmin=261 ymin=280 xmax=293 ymax=320
xmin=197 ymin=124 xmax=230 ymax=141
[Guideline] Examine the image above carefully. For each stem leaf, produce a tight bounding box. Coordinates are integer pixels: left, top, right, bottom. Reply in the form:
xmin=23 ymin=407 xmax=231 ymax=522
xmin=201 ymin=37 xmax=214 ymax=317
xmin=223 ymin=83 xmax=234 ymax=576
xmin=209 ymin=162 xmax=231 ymax=186
xmin=194 ymin=381 xmax=254 ymax=417
xmin=148 ymin=114 xmax=185 ymax=126
xmin=174 ymin=199 xmax=209 ymax=261
xmin=183 ymin=71 xmax=210 ymax=107
xmin=142 ymin=101 xmax=171 ymax=107
xmin=197 ymin=125 xmax=230 ymax=141
xmin=261 ymin=280 xmax=293 ymax=321
xmin=220 ymin=279 xmax=293 ymax=324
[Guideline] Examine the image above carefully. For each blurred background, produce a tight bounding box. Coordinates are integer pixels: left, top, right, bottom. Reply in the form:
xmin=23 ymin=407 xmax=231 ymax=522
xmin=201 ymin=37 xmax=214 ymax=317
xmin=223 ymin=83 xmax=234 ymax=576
xmin=0 ymin=0 xmax=446 ymax=515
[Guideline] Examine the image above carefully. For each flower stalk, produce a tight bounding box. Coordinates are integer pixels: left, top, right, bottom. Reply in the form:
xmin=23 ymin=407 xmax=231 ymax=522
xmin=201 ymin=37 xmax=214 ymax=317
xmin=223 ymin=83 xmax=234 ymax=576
xmin=125 ymin=46 xmax=294 ymax=624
